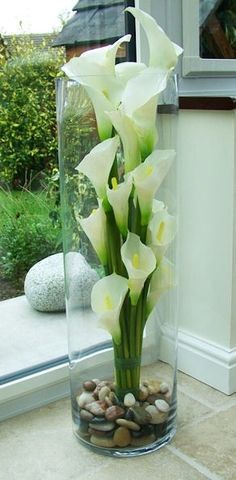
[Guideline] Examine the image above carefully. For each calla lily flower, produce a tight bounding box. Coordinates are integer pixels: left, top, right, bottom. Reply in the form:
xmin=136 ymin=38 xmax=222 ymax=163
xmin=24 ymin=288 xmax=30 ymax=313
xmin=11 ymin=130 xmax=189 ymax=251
xmin=106 ymin=110 xmax=141 ymax=173
xmin=147 ymin=209 xmax=177 ymax=263
xmin=91 ymin=273 xmax=129 ymax=344
xmin=152 ymin=199 xmax=165 ymax=213
xmin=125 ymin=7 xmax=183 ymax=70
xmin=62 ymin=35 xmax=132 ymax=140
xmin=62 ymin=35 xmax=131 ymax=103
xmin=147 ymin=257 xmax=176 ymax=315
xmin=120 ymin=68 xmax=168 ymax=159
xmin=132 ymin=149 xmax=175 ymax=226
xmin=121 ymin=232 xmax=156 ymax=305
xmin=77 ymin=201 xmax=108 ymax=266
xmin=107 ymin=175 xmax=133 ymax=237
xmin=76 ymin=136 xmax=119 ymax=200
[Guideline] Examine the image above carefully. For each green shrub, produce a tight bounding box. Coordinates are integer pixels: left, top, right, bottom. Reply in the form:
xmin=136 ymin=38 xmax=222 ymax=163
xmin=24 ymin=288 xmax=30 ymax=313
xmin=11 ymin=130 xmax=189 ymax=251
xmin=0 ymin=189 xmax=62 ymax=282
xmin=0 ymin=35 xmax=65 ymax=187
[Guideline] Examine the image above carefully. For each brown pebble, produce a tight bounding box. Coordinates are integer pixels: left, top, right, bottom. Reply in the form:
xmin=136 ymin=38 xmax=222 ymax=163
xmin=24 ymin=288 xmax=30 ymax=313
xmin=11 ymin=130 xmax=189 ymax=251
xmin=83 ymin=380 xmax=96 ymax=392
xmin=131 ymin=433 xmax=156 ymax=447
xmin=113 ymin=427 xmax=131 ymax=447
xmin=98 ymin=386 xmax=111 ymax=402
xmin=90 ymin=435 xmax=115 ymax=448
xmin=105 ymin=405 xmax=125 ymax=421
xmin=116 ymin=419 xmax=140 ymax=431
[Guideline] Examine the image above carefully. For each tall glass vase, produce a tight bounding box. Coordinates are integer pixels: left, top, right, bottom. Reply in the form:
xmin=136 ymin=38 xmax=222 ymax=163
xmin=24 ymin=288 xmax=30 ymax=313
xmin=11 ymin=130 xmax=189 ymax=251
xmin=56 ymin=74 xmax=179 ymax=457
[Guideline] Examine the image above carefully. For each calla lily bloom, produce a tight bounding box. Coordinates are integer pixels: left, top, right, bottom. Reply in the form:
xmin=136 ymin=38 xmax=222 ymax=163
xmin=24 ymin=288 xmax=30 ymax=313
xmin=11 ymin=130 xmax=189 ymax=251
xmin=107 ymin=175 xmax=133 ymax=237
xmin=147 ymin=209 xmax=177 ymax=263
xmin=76 ymin=136 xmax=119 ymax=200
xmin=62 ymin=35 xmax=131 ymax=104
xmin=147 ymin=257 xmax=176 ymax=315
xmin=91 ymin=273 xmax=129 ymax=344
xmin=62 ymin=35 xmax=132 ymax=140
xmin=120 ymin=68 xmax=168 ymax=159
xmin=121 ymin=232 xmax=156 ymax=305
xmin=78 ymin=202 xmax=108 ymax=266
xmin=106 ymin=110 xmax=141 ymax=172
xmin=125 ymin=7 xmax=183 ymax=70
xmin=132 ymin=149 xmax=175 ymax=226
xmin=152 ymin=199 xmax=165 ymax=214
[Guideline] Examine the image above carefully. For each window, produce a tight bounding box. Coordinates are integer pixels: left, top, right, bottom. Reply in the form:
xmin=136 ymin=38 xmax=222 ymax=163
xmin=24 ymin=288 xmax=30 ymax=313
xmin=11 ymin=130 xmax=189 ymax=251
xmin=182 ymin=0 xmax=236 ymax=76
xmin=0 ymin=0 xmax=136 ymax=421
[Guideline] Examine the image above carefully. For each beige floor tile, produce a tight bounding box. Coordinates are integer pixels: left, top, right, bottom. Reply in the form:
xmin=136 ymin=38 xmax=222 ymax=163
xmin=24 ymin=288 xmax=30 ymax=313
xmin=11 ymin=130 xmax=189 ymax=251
xmin=80 ymin=450 xmax=209 ymax=480
xmin=177 ymin=371 xmax=236 ymax=409
xmin=173 ymin=405 xmax=236 ymax=479
xmin=177 ymin=390 xmax=212 ymax=429
xmin=0 ymin=396 xmax=209 ymax=480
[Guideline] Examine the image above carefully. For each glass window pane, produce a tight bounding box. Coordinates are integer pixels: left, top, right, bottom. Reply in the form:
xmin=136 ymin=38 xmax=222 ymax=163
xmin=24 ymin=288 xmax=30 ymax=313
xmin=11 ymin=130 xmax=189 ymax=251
xmin=0 ymin=0 xmax=135 ymax=386
xmin=200 ymin=0 xmax=236 ymax=58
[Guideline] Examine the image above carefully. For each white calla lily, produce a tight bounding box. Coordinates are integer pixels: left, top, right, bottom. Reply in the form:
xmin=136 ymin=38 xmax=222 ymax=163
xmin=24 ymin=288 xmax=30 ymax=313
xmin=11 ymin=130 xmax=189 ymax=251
xmin=91 ymin=273 xmax=129 ymax=344
xmin=125 ymin=7 xmax=183 ymax=70
xmin=62 ymin=35 xmax=131 ymax=100
xmin=106 ymin=110 xmax=141 ymax=172
xmin=147 ymin=209 xmax=177 ymax=262
xmin=132 ymin=149 xmax=175 ymax=225
xmin=83 ymin=85 xmax=114 ymax=140
xmin=121 ymin=232 xmax=156 ymax=305
xmin=152 ymin=199 xmax=165 ymax=214
xmin=76 ymin=136 xmax=119 ymax=200
xmin=147 ymin=257 xmax=176 ymax=315
xmin=62 ymin=35 xmax=132 ymax=140
xmin=78 ymin=202 xmax=108 ymax=265
xmin=115 ymin=61 xmax=147 ymax=86
xmin=107 ymin=175 xmax=133 ymax=237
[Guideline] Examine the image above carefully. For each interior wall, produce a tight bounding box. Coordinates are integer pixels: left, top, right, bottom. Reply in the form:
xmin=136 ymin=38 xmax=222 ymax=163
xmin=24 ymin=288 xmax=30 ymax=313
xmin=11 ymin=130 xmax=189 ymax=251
xmin=178 ymin=109 xmax=235 ymax=349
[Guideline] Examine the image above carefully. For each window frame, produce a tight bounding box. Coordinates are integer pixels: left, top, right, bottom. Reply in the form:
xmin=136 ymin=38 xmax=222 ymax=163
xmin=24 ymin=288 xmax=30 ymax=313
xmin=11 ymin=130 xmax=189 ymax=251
xmin=182 ymin=0 xmax=236 ymax=77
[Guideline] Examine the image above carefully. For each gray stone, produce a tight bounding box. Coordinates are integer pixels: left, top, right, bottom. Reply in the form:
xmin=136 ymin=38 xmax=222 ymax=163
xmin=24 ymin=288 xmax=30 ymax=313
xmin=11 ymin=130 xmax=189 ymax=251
xmin=24 ymin=252 xmax=99 ymax=312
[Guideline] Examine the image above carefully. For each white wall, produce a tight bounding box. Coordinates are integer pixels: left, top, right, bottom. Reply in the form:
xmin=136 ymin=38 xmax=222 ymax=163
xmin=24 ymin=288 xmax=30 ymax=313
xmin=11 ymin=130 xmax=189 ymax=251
xmin=178 ymin=110 xmax=235 ymax=348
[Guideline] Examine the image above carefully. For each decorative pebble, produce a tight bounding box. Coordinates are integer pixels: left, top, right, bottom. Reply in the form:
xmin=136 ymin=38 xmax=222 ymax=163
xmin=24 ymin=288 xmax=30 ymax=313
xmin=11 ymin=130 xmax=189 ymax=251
xmin=98 ymin=386 xmax=111 ymax=402
xmin=124 ymin=393 xmax=136 ymax=407
xmin=131 ymin=433 xmax=156 ymax=447
xmin=77 ymin=392 xmax=95 ymax=408
xmin=86 ymin=401 xmax=106 ymax=416
xmin=105 ymin=406 xmax=125 ymax=422
xmin=155 ymin=399 xmax=170 ymax=413
xmin=116 ymin=419 xmax=140 ymax=431
xmin=88 ymin=421 xmax=115 ymax=432
xmin=79 ymin=409 xmax=94 ymax=421
xmin=138 ymin=386 xmax=149 ymax=401
xmin=113 ymin=427 xmax=131 ymax=447
xmin=108 ymin=392 xmax=119 ymax=405
xmin=90 ymin=435 xmax=115 ymax=448
xmin=130 ymin=406 xmax=152 ymax=425
xmin=160 ymin=382 xmax=169 ymax=394
xmin=145 ymin=405 xmax=167 ymax=425
xmin=83 ymin=380 xmax=96 ymax=392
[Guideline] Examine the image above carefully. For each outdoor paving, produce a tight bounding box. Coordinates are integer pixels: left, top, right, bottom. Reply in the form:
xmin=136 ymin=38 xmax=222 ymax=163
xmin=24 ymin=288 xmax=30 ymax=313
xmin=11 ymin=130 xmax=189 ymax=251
xmin=1 ymin=371 xmax=236 ymax=480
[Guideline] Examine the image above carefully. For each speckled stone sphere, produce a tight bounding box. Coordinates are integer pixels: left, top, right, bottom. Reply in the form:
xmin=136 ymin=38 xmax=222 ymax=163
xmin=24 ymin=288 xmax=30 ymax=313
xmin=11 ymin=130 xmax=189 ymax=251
xmin=24 ymin=252 xmax=99 ymax=312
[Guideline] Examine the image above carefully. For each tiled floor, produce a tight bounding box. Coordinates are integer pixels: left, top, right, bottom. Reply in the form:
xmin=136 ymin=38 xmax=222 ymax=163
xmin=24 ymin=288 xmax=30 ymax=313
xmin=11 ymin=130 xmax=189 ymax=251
xmin=1 ymin=371 xmax=236 ymax=480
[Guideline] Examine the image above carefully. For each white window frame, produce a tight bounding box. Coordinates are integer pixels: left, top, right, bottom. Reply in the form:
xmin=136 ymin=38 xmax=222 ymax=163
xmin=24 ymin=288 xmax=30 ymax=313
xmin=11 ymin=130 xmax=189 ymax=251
xmin=182 ymin=0 xmax=236 ymax=77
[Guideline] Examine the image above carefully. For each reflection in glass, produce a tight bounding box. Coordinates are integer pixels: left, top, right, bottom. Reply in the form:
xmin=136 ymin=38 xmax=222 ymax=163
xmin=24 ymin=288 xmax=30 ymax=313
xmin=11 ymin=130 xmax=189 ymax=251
xmin=200 ymin=0 xmax=236 ymax=58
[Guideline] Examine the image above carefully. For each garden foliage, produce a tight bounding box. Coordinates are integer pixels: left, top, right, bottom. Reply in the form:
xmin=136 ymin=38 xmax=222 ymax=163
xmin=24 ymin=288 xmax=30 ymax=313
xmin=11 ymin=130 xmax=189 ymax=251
xmin=0 ymin=35 xmax=65 ymax=186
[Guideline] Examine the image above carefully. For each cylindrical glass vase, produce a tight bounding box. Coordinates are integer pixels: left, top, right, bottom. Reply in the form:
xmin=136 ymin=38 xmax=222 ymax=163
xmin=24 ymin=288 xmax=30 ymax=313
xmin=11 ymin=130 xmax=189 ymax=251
xmin=56 ymin=74 xmax=179 ymax=457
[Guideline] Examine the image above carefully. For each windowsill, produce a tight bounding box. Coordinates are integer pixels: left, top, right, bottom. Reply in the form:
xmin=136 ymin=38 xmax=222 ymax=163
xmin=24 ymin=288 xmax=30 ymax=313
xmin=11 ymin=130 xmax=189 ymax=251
xmin=0 ymin=295 xmax=67 ymax=381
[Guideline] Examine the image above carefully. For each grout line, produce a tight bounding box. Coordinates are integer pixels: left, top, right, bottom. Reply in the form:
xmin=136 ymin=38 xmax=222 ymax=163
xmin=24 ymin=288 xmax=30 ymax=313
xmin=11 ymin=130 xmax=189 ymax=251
xmin=167 ymin=445 xmax=224 ymax=480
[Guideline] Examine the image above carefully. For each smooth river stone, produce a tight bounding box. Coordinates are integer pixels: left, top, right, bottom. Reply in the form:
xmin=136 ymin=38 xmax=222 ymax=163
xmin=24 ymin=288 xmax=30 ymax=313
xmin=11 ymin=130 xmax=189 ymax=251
xmin=24 ymin=252 xmax=99 ymax=312
xmin=90 ymin=435 xmax=115 ymax=448
xmin=105 ymin=406 xmax=125 ymax=421
xmin=116 ymin=419 xmax=140 ymax=431
xmin=113 ymin=427 xmax=131 ymax=447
